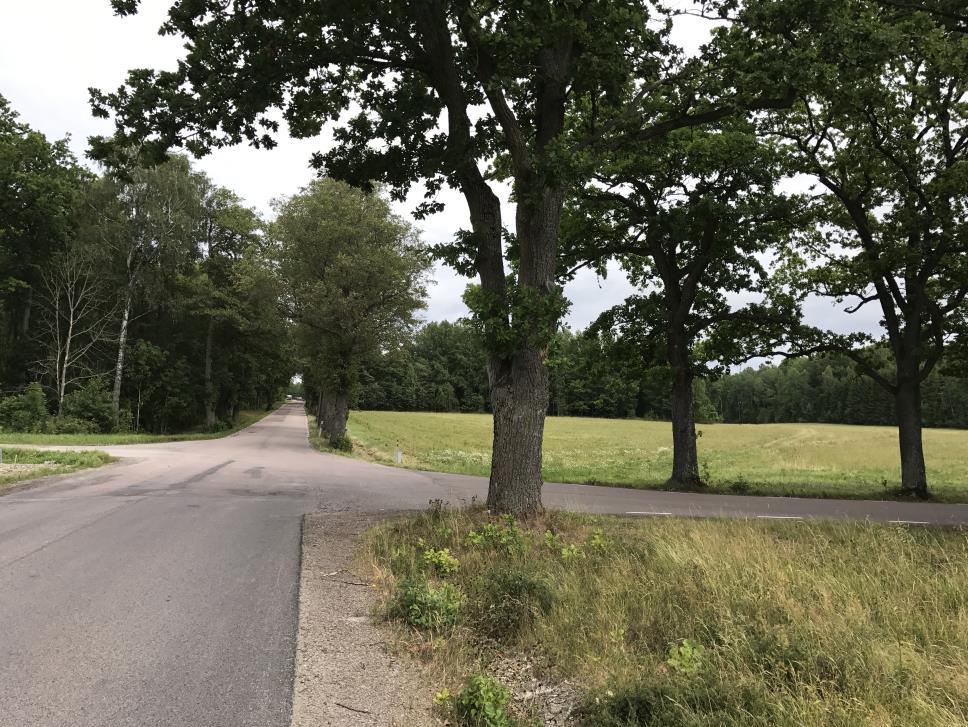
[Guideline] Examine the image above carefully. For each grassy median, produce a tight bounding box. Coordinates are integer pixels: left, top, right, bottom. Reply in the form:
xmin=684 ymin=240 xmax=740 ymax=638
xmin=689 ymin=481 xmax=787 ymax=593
xmin=0 ymin=447 xmax=113 ymax=491
xmin=364 ymin=508 xmax=968 ymax=726
xmin=347 ymin=411 xmax=968 ymax=502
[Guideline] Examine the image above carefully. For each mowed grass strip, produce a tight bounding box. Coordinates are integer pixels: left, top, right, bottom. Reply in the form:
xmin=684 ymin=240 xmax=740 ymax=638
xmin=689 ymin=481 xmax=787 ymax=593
xmin=365 ymin=509 xmax=968 ymax=726
xmin=348 ymin=410 xmax=968 ymax=501
xmin=0 ymin=447 xmax=113 ymax=491
xmin=0 ymin=407 xmax=278 ymax=447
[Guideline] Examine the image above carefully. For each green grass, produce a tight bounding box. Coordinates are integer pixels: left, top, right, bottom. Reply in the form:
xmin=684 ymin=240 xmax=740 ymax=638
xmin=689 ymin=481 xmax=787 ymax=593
xmin=0 ymin=407 xmax=280 ymax=446
xmin=0 ymin=447 xmax=114 ymax=492
xmin=346 ymin=410 xmax=968 ymax=502
xmin=364 ymin=508 xmax=968 ymax=726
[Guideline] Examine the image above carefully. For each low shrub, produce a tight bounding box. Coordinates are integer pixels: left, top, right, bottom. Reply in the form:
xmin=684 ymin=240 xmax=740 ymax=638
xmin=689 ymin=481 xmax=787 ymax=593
xmin=447 ymin=675 xmax=516 ymax=727
xmin=422 ymin=547 xmax=460 ymax=576
xmin=43 ymin=416 xmax=98 ymax=434
xmin=472 ymin=566 xmax=555 ymax=642
xmin=466 ymin=515 xmax=527 ymax=554
xmin=0 ymin=383 xmax=48 ymax=432
xmin=388 ymin=577 xmax=462 ymax=630
xmin=61 ymin=379 xmax=113 ymax=433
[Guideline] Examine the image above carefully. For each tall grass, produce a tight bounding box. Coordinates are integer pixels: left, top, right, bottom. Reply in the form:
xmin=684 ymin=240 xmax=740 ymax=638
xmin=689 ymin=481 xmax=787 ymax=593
xmin=348 ymin=411 xmax=968 ymax=501
xmin=364 ymin=509 xmax=968 ymax=725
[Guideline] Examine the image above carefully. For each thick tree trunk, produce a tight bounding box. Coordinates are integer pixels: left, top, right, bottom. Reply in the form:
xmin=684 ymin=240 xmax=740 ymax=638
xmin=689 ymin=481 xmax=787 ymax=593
xmin=895 ymin=381 xmax=928 ymax=497
xmin=319 ymin=390 xmax=349 ymax=448
xmin=204 ymin=317 xmax=216 ymax=429
xmin=486 ymin=347 xmax=548 ymax=517
xmin=669 ymin=362 xmax=701 ymax=488
xmin=111 ymin=288 xmax=132 ymax=427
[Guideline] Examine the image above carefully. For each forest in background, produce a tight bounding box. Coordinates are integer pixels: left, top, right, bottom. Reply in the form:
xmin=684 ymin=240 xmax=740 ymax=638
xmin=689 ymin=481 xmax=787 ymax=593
xmin=355 ymin=321 xmax=968 ymax=429
xmin=0 ymin=95 xmax=292 ymax=434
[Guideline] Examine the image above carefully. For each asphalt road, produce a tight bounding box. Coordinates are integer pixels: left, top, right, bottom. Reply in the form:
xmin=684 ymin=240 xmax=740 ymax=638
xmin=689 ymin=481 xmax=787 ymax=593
xmin=1 ymin=403 xmax=965 ymax=726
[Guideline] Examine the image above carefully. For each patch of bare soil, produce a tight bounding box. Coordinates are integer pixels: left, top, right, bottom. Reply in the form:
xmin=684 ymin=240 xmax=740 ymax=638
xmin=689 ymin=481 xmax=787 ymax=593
xmin=0 ymin=463 xmax=47 ymax=478
xmin=291 ymin=512 xmax=439 ymax=727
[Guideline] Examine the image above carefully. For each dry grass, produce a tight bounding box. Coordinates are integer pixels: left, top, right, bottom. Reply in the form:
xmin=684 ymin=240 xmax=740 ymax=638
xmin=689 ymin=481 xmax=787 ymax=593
xmin=364 ymin=508 xmax=968 ymax=726
xmin=348 ymin=411 xmax=968 ymax=501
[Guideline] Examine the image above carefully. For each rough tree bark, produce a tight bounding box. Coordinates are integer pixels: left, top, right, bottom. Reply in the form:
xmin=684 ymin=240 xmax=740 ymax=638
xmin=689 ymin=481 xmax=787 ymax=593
xmin=894 ymin=364 xmax=928 ymax=498
xmin=667 ymin=334 xmax=701 ymax=488
xmin=318 ymin=390 xmax=349 ymax=448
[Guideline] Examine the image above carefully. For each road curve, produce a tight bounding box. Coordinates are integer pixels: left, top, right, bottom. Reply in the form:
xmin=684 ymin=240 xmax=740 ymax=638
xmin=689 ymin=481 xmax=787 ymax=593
xmin=1 ymin=403 xmax=965 ymax=726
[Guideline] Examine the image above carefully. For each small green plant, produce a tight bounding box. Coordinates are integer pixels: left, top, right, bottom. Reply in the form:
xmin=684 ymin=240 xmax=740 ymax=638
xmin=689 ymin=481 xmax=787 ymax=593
xmin=446 ymin=674 xmax=515 ymax=727
xmin=561 ymin=543 xmax=584 ymax=562
xmin=388 ymin=577 xmax=462 ymax=630
xmin=543 ymin=530 xmax=562 ymax=550
xmin=586 ymin=528 xmax=608 ymax=549
xmin=423 ymin=547 xmax=460 ymax=576
xmin=666 ymin=638 xmax=705 ymax=676
xmin=466 ymin=515 xmax=526 ymax=554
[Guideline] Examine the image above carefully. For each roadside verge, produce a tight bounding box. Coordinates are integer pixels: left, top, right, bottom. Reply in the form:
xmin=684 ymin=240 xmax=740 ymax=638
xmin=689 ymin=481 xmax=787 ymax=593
xmin=291 ymin=512 xmax=438 ymax=726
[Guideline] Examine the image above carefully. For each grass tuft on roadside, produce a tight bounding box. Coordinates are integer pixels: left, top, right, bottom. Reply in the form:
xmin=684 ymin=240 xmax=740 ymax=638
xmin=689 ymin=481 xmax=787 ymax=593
xmin=363 ymin=506 xmax=968 ymax=726
xmin=0 ymin=447 xmax=113 ymax=491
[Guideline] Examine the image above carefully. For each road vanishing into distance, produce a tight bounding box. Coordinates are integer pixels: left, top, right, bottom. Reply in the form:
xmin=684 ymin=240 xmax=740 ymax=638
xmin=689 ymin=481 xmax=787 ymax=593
xmin=1 ymin=403 xmax=966 ymax=726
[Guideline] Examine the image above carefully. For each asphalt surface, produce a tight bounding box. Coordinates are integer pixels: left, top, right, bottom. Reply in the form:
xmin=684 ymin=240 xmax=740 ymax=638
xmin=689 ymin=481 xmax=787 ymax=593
xmin=1 ymin=403 xmax=966 ymax=726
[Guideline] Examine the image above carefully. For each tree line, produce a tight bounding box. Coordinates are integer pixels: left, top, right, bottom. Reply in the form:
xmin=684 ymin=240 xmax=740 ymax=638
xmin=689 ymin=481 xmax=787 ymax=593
xmin=355 ymin=321 xmax=968 ymax=429
xmin=28 ymin=0 xmax=968 ymax=512
xmin=0 ymin=97 xmax=292 ymax=434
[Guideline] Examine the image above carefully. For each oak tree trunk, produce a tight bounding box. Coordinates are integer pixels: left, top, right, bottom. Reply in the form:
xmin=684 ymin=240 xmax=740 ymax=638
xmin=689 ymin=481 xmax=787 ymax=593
xmin=319 ymin=390 xmax=349 ymax=448
xmin=669 ymin=362 xmax=701 ymax=488
xmin=486 ymin=347 xmax=548 ymax=517
xmin=895 ymin=380 xmax=928 ymax=497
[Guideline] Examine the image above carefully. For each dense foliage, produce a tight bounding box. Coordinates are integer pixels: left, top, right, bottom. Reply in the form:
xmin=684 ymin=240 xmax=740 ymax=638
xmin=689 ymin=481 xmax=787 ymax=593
xmin=0 ymin=96 xmax=292 ymax=434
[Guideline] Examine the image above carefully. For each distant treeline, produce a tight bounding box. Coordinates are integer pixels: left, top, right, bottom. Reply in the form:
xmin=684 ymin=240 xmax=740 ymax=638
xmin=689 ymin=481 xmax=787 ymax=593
xmin=355 ymin=321 xmax=968 ymax=429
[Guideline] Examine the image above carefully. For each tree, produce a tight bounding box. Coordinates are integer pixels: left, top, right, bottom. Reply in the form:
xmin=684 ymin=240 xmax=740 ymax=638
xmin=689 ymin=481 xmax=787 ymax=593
xmin=564 ymin=124 xmax=799 ymax=487
xmin=275 ymin=179 xmax=429 ymax=447
xmin=33 ymin=246 xmax=116 ymax=411
xmin=91 ymin=0 xmax=801 ymax=515
xmin=79 ymin=157 xmax=205 ymax=425
xmin=768 ymin=3 xmax=968 ymax=496
xmin=0 ymin=94 xmax=85 ymax=386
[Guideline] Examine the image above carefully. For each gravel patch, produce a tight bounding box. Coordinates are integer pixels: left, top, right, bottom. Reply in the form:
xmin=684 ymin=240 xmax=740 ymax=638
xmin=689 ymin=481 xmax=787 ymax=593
xmin=291 ymin=512 xmax=439 ymax=727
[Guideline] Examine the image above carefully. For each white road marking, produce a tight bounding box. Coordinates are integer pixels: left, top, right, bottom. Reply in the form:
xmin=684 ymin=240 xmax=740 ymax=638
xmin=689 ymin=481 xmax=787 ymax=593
xmin=888 ymin=520 xmax=930 ymax=525
xmin=625 ymin=511 xmax=673 ymax=516
xmin=756 ymin=515 xmax=802 ymax=520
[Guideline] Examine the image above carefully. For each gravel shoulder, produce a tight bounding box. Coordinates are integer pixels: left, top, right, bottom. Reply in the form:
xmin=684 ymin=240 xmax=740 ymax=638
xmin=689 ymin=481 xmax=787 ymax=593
xmin=291 ymin=512 xmax=439 ymax=727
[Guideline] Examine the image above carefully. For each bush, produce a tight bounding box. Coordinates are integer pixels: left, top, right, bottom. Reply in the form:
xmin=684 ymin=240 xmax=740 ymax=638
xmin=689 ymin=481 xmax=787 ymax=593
xmin=450 ymin=675 xmax=515 ymax=727
xmin=0 ymin=383 xmax=49 ymax=432
xmin=61 ymin=378 xmax=113 ymax=433
xmin=43 ymin=416 xmax=98 ymax=434
xmin=389 ymin=577 xmax=462 ymax=630
xmin=473 ymin=566 xmax=555 ymax=641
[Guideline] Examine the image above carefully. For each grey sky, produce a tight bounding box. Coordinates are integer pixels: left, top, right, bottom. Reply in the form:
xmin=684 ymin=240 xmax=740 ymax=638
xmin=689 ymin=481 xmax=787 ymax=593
xmin=0 ymin=0 xmax=881 ymax=338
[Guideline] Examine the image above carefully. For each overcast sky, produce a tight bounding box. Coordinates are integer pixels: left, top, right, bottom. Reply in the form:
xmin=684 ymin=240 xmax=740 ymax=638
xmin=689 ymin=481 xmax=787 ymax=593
xmin=0 ymin=1 xmax=881 ymax=339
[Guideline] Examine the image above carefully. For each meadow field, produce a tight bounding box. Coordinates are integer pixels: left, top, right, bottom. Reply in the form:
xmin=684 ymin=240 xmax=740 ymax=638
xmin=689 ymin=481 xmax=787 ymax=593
xmin=366 ymin=509 xmax=968 ymax=725
xmin=347 ymin=411 xmax=968 ymax=501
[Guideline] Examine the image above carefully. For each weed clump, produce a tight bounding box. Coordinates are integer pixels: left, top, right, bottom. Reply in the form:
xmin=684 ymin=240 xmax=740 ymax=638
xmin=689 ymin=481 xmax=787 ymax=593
xmin=388 ymin=577 xmax=462 ymax=630
xmin=472 ymin=566 xmax=555 ymax=642
xmin=437 ymin=674 xmax=518 ymax=727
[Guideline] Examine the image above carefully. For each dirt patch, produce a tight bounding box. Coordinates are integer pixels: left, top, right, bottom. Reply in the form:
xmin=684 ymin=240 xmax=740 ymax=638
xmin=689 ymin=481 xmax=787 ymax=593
xmin=291 ymin=512 xmax=439 ymax=727
xmin=0 ymin=463 xmax=48 ymax=477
